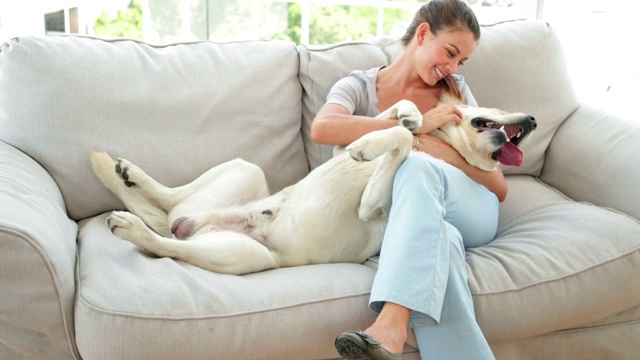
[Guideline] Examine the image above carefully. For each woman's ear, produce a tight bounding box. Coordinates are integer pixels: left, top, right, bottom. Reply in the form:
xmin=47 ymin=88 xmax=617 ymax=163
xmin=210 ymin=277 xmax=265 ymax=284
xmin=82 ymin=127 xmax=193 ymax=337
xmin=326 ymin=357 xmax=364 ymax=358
xmin=416 ymin=22 xmax=431 ymax=45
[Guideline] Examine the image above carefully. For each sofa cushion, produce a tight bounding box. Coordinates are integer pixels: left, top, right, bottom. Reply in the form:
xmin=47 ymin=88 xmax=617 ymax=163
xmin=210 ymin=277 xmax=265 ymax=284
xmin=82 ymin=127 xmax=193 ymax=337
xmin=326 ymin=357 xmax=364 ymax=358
xmin=0 ymin=36 xmax=308 ymax=220
xmin=0 ymin=142 xmax=79 ymax=360
xmin=75 ymin=213 xmax=385 ymax=359
xmin=467 ymin=176 xmax=640 ymax=343
xmin=541 ymin=104 xmax=640 ymax=220
xmin=298 ymin=42 xmax=388 ymax=170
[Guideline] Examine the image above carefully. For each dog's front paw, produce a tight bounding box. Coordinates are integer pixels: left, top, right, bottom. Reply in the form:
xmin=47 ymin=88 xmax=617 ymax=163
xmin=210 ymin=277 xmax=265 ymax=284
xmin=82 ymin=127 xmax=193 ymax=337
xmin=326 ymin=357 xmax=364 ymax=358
xmin=397 ymin=104 xmax=423 ymax=132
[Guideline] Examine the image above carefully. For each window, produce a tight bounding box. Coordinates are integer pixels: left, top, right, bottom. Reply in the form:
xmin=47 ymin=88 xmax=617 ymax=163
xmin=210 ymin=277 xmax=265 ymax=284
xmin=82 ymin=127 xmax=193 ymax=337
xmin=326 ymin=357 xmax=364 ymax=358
xmin=143 ymin=0 xmax=539 ymax=45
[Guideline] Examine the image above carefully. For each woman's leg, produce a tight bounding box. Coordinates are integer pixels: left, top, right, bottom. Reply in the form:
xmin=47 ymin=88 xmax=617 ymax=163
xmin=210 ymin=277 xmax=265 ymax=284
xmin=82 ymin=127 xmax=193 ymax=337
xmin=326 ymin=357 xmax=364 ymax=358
xmin=368 ymin=154 xmax=498 ymax=358
xmin=412 ymin=233 xmax=494 ymax=359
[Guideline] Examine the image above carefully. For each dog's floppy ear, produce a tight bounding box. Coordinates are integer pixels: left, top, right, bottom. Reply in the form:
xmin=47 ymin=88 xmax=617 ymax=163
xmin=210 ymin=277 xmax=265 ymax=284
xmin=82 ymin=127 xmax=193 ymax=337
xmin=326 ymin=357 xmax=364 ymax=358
xmin=438 ymin=121 xmax=473 ymax=153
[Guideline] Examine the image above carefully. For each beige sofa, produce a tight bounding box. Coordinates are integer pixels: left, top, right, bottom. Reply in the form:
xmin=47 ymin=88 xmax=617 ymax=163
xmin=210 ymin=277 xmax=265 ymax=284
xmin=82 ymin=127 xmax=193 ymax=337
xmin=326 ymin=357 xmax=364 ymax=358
xmin=1 ymin=19 xmax=639 ymax=359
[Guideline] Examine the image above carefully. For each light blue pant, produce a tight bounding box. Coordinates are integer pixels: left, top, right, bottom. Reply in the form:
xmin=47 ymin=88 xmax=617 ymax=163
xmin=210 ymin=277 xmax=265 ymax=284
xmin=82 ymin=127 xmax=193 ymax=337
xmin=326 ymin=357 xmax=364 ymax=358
xmin=370 ymin=154 xmax=498 ymax=360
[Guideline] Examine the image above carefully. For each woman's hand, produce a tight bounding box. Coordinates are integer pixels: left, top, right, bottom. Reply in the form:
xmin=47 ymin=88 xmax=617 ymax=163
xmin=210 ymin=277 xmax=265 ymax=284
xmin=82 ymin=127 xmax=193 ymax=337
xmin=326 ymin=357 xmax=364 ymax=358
xmin=414 ymin=104 xmax=461 ymax=134
xmin=413 ymin=134 xmax=463 ymax=166
xmin=413 ymin=134 xmax=508 ymax=202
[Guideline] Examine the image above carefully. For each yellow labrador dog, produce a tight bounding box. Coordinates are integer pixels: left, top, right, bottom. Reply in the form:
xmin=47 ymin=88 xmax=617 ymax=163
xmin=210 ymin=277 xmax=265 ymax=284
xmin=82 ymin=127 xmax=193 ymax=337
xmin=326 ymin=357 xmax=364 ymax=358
xmin=91 ymin=99 xmax=535 ymax=275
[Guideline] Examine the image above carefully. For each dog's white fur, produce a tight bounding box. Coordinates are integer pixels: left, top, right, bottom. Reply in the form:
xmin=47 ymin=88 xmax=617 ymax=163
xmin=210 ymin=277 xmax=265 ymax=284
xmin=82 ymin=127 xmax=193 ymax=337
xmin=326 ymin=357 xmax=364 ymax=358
xmin=91 ymin=98 xmax=534 ymax=275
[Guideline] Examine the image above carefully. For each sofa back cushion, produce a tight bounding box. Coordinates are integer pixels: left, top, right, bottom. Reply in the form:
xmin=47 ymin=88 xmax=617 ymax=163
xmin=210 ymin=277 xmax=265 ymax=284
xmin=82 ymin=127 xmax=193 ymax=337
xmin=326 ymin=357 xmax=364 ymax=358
xmin=300 ymin=20 xmax=579 ymax=176
xmin=0 ymin=36 xmax=308 ymax=220
xmin=298 ymin=42 xmax=388 ymax=169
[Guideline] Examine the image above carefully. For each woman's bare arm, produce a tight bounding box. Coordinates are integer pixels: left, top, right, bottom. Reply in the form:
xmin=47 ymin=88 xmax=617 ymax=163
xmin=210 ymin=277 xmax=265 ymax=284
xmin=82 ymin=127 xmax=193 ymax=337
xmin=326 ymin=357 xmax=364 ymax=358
xmin=311 ymin=103 xmax=399 ymax=146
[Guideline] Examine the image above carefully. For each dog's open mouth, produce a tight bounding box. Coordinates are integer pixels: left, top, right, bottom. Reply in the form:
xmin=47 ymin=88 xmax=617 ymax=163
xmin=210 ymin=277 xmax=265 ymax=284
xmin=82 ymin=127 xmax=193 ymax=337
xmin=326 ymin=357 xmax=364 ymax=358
xmin=472 ymin=117 xmax=535 ymax=167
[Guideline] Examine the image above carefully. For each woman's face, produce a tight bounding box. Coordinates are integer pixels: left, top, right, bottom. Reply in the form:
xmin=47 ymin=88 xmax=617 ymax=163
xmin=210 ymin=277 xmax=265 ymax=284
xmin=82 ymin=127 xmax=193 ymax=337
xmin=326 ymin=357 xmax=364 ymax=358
xmin=415 ymin=24 xmax=477 ymax=86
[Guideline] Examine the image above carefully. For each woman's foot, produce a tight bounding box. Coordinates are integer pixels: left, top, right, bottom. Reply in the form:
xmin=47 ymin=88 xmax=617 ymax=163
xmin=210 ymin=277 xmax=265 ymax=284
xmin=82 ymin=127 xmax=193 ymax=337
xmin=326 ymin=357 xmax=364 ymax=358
xmin=363 ymin=322 xmax=407 ymax=355
xmin=335 ymin=330 xmax=404 ymax=360
xmin=335 ymin=302 xmax=410 ymax=359
xmin=365 ymin=301 xmax=410 ymax=353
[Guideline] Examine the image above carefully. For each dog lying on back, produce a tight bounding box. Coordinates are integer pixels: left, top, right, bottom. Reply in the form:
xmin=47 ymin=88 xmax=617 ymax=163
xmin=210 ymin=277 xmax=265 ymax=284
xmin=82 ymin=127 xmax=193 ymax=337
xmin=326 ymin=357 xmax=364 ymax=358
xmin=91 ymin=98 xmax=536 ymax=275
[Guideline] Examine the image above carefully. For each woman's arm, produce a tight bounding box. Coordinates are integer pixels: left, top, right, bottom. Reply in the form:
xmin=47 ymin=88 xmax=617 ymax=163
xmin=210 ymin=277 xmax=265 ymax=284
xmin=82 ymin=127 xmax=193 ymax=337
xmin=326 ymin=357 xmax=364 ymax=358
xmin=311 ymin=103 xmax=399 ymax=146
xmin=414 ymin=134 xmax=508 ymax=202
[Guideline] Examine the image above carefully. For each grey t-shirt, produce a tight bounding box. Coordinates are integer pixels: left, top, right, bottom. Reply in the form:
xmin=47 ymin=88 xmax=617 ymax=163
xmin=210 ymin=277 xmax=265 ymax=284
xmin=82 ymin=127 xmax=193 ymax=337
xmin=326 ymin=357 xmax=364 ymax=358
xmin=325 ymin=67 xmax=478 ymax=117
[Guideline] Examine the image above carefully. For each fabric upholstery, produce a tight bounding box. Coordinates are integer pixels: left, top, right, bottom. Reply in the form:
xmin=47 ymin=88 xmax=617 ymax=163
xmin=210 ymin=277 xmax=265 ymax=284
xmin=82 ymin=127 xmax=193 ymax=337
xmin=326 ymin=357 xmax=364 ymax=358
xmin=492 ymin=320 xmax=640 ymax=359
xmin=0 ymin=36 xmax=308 ymax=220
xmin=468 ymin=176 xmax=640 ymax=343
xmin=76 ymin=214 xmax=377 ymax=360
xmin=542 ymin=103 xmax=640 ymax=220
xmin=0 ymin=141 xmax=79 ymax=359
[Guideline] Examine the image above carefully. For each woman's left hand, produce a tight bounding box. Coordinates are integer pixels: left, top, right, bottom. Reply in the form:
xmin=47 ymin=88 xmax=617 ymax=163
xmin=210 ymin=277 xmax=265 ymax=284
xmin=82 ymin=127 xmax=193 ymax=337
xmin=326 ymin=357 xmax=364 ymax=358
xmin=413 ymin=134 xmax=464 ymax=167
xmin=413 ymin=134 xmax=508 ymax=202
xmin=414 ymin=104 xmax=462 ymax=134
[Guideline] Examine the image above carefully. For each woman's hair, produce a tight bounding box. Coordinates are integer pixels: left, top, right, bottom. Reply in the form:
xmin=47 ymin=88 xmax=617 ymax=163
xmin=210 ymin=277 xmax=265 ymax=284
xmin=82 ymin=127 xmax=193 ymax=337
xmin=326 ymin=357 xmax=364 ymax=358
xmin=401 ymin=0 xmax=480 ymax=100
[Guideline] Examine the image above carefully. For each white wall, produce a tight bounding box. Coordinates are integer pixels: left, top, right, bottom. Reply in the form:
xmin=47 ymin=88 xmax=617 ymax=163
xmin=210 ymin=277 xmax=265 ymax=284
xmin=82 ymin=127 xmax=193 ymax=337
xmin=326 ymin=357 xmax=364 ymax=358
xmin=542 ymin=0 xmax=639 ymax=113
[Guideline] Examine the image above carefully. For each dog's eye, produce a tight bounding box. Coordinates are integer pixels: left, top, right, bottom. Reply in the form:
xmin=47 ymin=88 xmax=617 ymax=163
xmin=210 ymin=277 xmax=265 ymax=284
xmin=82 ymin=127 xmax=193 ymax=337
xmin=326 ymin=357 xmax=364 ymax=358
xmin=262 ymin=210 xmax=273 ymax=216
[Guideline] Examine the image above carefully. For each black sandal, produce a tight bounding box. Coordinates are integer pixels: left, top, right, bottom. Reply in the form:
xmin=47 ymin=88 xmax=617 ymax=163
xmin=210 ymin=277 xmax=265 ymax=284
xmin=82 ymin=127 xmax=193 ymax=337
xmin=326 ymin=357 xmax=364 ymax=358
xmin=335 ymin=330 xmax=404 ymax=360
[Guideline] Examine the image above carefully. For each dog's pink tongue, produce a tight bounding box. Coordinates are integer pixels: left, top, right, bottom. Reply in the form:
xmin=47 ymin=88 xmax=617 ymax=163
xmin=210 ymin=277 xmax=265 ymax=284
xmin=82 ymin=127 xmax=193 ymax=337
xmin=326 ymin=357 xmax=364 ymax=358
xmin=497 ymin=142 xmax=524 ymax=166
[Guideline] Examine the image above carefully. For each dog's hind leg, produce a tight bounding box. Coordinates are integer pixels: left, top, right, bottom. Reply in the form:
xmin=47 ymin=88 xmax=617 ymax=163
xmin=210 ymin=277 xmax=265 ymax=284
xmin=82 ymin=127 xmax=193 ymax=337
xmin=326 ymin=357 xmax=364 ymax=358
xmin=91 ymin=151 xmax=172 ymax=236
xmin=107 ymin=211 xmax=278 ymax=275
xmin=115 ymin=157 xmax=269 ymax=211
xmin=346 ymin=127 xmax=414 ymax=221
xmin=92 ymin=152 xmax=269 ymax=237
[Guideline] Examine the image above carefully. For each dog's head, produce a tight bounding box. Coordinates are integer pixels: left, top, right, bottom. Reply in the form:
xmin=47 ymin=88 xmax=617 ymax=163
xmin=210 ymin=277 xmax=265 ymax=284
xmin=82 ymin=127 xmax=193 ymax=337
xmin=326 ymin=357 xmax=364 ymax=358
xmin=432 ymin=96 xmax=536 ymax=171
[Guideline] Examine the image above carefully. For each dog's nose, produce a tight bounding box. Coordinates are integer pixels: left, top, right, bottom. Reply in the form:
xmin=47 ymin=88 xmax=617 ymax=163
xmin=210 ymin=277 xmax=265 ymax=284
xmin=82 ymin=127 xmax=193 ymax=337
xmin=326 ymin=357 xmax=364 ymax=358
xmin=528 ymin=115 xmax=537 ymax=129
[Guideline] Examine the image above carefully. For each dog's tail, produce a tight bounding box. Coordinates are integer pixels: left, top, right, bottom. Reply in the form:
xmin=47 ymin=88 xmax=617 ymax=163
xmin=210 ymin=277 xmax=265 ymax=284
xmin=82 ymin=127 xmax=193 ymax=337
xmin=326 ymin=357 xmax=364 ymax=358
xmin=90 ymin=151 xmax=171 ymax=237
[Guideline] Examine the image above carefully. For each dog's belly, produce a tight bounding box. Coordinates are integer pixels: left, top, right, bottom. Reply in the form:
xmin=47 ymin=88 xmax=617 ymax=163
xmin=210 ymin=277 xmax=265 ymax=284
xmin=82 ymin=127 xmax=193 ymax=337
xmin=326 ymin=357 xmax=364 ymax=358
xmin=276 ymin=154 xmax=388 ymax=265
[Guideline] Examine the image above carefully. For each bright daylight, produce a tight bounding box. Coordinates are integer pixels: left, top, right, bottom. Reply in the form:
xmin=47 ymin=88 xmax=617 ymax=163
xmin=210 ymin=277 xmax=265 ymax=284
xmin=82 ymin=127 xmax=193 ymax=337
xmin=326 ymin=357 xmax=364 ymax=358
xmin=1 ymin=1 xmax=638 ymax=360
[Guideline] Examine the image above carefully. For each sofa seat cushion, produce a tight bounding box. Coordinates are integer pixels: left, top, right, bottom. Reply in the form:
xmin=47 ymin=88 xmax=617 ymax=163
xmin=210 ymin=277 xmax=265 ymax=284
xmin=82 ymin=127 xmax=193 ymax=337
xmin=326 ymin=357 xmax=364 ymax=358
xmin=468 ymin=176 xmax=640 ymax=343
xmin=75 ymin=213 xmax=379 ymax=359
xmin=0 ymin=36 xmax=308 ymax=221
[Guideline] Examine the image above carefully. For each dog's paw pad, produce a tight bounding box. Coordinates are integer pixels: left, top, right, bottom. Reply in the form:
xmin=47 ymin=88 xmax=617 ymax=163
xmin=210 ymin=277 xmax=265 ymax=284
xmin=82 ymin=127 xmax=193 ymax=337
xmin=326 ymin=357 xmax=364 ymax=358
xmin=398 ymin=112 xmax=422 ymax=132
xmin=115 ymin=159 xmax=138 ymax=187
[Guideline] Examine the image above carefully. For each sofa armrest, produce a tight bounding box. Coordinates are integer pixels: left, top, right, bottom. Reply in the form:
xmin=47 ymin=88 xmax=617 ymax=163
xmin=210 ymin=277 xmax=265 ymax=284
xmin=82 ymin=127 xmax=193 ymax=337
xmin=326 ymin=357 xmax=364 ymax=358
xmin=540 ymin=103 xmax=640 ymax=220
xmin=0 ymin=140 xmax=79 ymax=359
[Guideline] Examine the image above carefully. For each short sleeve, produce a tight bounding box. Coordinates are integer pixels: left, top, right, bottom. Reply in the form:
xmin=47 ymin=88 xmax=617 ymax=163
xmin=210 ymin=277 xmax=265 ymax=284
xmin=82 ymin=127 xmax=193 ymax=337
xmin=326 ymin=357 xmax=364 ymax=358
xmin=325 ymin=71 xmax=371 ymax=116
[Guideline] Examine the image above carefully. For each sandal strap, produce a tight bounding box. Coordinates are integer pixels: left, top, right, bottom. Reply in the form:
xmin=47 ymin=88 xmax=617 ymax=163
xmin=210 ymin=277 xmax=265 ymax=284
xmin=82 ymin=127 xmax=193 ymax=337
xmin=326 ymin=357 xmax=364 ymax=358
xmin=354 ymin=330 xmax=382 ymax=349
